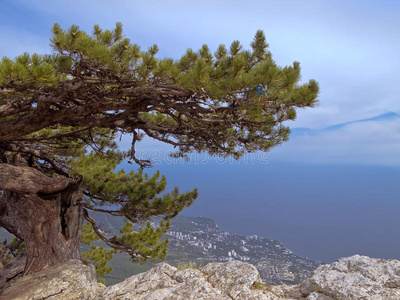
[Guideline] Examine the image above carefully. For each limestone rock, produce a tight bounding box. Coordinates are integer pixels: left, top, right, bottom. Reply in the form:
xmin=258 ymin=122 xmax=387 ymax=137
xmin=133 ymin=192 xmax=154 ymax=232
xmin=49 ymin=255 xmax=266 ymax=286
xmin=2 ymin=255 xmax=400 ymax=300
xmin=299 ymin=255 xmax=400 ymax=299
xmin=305 ymin=292 xmax=334 ymax=300
xmin=100 ymin=263 xmax=180 ymax=300
xmin=202 ymin=260 xmax=260 ymax=297
xmin=101 ymin=261 xmax=279 ymax=300
xmin=0 ymin=259 xmax=103 ymax=300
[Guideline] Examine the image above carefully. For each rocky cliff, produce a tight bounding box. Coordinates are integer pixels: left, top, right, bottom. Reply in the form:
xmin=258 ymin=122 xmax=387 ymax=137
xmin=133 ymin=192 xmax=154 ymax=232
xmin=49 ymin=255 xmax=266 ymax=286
xmin=1 ymin=255 xmax=400 ymax=300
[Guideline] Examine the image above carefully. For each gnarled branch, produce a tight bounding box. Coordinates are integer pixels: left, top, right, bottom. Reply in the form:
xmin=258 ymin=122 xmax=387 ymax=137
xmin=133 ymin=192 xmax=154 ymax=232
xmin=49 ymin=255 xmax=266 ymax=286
xmin=0 ymin=164 xmax=70 ymax=194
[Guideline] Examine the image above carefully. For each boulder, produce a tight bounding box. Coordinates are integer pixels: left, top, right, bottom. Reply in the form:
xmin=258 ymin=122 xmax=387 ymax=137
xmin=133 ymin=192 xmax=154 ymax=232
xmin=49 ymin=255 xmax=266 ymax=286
xmin=298 ymin=255 xmax=400 ymax=299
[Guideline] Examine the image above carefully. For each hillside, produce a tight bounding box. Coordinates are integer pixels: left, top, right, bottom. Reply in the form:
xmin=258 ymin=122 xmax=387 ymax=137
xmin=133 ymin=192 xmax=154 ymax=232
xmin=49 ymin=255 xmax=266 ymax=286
xmin=91 ymin=213 xmax=321 ymax=285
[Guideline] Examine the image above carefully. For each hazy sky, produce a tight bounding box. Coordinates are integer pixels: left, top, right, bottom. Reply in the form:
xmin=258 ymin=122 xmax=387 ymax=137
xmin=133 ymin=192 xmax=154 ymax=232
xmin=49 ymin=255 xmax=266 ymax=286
xmin=1 ymin=0 xmax=400 ymax=262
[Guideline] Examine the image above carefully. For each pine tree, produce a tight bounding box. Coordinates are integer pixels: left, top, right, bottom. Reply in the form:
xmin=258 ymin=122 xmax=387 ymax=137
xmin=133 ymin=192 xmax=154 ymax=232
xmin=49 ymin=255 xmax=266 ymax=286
xmin=0 ymin=23 xmax=319 ymax=275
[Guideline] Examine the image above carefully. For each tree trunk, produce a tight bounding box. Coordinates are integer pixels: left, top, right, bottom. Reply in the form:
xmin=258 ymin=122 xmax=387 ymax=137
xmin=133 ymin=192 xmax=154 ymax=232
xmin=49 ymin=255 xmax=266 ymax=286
xmin=0 ymin=174 xmax=84 ymax=275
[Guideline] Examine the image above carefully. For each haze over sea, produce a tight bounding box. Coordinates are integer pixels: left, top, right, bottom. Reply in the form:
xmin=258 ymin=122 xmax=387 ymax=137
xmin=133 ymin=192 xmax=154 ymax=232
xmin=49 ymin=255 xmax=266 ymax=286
xmin=185 ymin=163 xmax=399 ymax=264
xmin=2 ymin=0 xmax=400 ymax=263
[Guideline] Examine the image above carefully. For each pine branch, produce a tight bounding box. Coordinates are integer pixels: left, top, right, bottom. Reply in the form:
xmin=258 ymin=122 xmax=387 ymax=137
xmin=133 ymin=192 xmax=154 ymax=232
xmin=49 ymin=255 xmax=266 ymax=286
xmin=83 ymin=209 xmax=147 ymax=259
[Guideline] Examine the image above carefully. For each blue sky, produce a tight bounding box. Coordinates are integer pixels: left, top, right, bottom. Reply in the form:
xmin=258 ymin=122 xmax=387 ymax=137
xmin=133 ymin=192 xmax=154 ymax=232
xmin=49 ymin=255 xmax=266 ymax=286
xmin=2 ymin=0 xmax=400 ymax=262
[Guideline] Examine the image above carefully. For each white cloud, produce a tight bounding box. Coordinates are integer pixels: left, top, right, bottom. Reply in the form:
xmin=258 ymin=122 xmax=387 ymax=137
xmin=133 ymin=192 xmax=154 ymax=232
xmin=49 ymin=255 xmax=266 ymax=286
xmin=272 ymin=118 xmax=400 ymax=166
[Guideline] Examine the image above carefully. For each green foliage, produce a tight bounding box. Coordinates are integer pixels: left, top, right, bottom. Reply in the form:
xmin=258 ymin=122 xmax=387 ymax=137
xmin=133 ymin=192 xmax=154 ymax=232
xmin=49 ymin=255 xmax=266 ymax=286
xmin=2 ymin=22 xmax=317 ymax=108
xmin=81 ymin=223 xmax=100 ymax=245
xmin=252 ymin=281 xmax=269 ymax=290
xmin=0 ymin=54 xmax=59 ymax=86
xmin=10 ymin=237 xmax=25 ymax=257
xmin=113 ymin=219 xmax=170 ymax=263
xmin=177 ymin=261 xmax=203 ymax=271
xmin=251 ymin=281 xmax=278 ymax=297
xmin=70 ymin=151 xmax=198 ymax=222
xmin=76 ymin=149 xmax=197 ymax=281
xmin=82 ymin=244 xmax=117 ymax=277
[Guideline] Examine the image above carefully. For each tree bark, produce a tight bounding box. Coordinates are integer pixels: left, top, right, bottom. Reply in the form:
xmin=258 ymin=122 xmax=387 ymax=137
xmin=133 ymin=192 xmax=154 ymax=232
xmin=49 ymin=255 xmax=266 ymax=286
xmin=0 ymin=166 xmax=84 ymax=275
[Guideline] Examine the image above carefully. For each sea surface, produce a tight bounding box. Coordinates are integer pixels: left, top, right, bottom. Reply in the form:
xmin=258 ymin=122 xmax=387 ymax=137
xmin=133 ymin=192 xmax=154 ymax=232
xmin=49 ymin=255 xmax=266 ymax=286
xmin=121 ymin=158 xmax=400 ymax=263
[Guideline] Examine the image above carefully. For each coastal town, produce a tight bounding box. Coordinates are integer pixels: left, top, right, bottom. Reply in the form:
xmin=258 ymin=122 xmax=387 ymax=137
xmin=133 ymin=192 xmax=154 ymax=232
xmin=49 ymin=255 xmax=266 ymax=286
xmin=165 ymin=216 xmax=321 ymax=284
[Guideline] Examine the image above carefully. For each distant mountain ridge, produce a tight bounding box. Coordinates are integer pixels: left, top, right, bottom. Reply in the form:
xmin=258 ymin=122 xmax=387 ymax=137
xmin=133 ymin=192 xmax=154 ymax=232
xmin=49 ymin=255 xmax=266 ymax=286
xmin=291 ymin=111 xmax=400 ymax=137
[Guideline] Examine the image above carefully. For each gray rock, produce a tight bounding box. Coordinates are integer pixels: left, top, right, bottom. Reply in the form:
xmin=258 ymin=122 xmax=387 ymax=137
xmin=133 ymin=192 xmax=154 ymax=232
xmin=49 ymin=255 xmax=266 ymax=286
xmin=299 ymin=255 xmax=400 ymax=300
xmin=100 ymin=263 xmax=180 ymax=300
xmin=101 ymin=260 xmax=278 ymax=300
xmin=305 ymin=292 xmax=334 ymax=300
xmin=2 ymin=255 xmax=400 ymax=300
xmin=201 ymin=260 xmax=262 ymax=298
xmin=0 ymin=259 xmax=103 ymax=300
